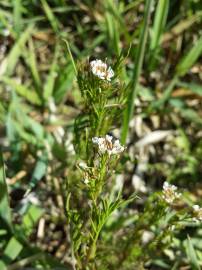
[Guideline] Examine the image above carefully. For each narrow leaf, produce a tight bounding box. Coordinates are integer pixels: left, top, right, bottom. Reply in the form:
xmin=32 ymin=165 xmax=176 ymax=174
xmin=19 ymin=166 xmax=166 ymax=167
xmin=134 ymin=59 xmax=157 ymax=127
xmin=0 ymin=150 xmax=13 ymax=231
xmin=1 ymin=77 xmax=42 ymax=105
xmin=121 ymin=0 xmax=154 ymax=143
xmin=5 ymin=25 xmax=34 ymax=76
xmin=150 ymin=0 xmax=169 ymax=51
xmin=41 ymin=0 xmax=60 ymax=33
xmin=176 ymin=36 xmax=202 ymax=76
xmin=4 ymin=237 xmax=23 ymax=262
xmin=185 ymin=236 xmax=200 ymax=270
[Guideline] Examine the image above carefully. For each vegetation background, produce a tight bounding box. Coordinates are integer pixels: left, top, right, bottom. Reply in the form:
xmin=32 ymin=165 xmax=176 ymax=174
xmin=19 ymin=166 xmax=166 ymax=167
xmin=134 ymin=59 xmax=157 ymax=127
xmin=0 ymin=0 xmax=202 ymax=269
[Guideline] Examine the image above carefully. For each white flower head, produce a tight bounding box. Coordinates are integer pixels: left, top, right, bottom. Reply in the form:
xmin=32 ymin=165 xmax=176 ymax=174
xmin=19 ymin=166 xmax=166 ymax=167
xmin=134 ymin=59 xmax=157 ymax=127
xmin=90 ymin=59 xmax=114 ymax=81
xmin=141 ymin=230 xmax=154 ymax=245
xmin=78 ymin=162 xmax=88 ymax=170
xmin=162 ymin=181 xmax=181 ymax=204
xmin=92 ymin=135 xmax=124 ymax=156
xmin=192 ymin=205 xmax=202 ymax=222
xmin=83 ymin=177 xmax=90 ymax=185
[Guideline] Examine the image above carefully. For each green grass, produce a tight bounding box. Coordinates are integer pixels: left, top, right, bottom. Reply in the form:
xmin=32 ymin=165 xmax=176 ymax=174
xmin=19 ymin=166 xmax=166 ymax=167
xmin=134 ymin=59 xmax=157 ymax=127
xmin=121 ymin=0 xmax=153 ymax=144
xmin=1 ymin=0 xmax=202 ymax=269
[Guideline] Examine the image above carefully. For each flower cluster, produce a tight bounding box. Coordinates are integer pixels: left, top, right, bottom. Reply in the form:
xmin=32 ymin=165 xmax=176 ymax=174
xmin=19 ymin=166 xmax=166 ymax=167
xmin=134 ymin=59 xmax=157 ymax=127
xmin=92 ymin=135 xmax=125 ymax=156
xmin=90 ymin=59 xmax=114 ymax=81
xmin=192 ymin=205 xmax=202 ymax=222
xmin=162 ymin=181 xmax=181 ymax=204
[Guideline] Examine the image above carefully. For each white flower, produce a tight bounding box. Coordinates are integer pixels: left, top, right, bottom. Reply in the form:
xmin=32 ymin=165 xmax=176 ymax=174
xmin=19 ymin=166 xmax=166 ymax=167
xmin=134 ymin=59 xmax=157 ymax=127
xmin=141 ymin=231 xmax=154 ymax=245
xmin=90 ymin=59 xmax=114 ymax=81
xmin=192 ymin=205 xmax=202 ymax=222
xmin=82 ymin=170 xmax=91 ymax=185
xmin=78 ymin=162 xmax=88 ymax=170
xmin=162 ymin=181 xmax=181 ymax=204
xmin=83 ymin=178 xmax=90 ymax=185
xmin=92 ymin=135 xmax=124 ymax=155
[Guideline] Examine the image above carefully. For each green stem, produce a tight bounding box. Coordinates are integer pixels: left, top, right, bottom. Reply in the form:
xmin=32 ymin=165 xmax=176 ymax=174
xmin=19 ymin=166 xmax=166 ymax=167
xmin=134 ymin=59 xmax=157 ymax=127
xmin=92 ymin=154 xmax=108 ymax=203
xmin=85 ymin=155 xmax=108 ymax=268
xmin=121 ymin=0 xmax=154 ymax=144
xmin=62 ymin=39 xmax=78 ymax=76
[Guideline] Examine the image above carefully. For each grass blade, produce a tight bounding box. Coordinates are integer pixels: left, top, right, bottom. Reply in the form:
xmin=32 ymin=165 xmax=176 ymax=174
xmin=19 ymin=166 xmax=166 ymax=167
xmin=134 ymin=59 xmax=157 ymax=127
xmin=25 ymin=38 xmax=42 ymax=89
xmin=162 ymin=11 xmax=202 ymax=43
xmin=54 ymin=62 xmax=75 ymax=103
xmin=150 ymin=0 xmax=169 ymax=51
xmin=1 ymin=77 xmax=42 ymax=105
xmin=176 ymin=36 xmax=202 ymax=76
xmin=0 ymin=10 xmax=16 ymax=38
xmin=104 ymin=0 xmax=121 ymax=56
xmin=104 ymin=0 xmax=131 ymax=44
xmin=0 ymin=150 xmax=13 ymax=231
xmin=4 ymin=24 xmax=34 ymax=76
xmin=149 ymin=0 xmax=169 ymax=68
xmin=185 ymin=236 xmax=200 ymax=270
xmin=41 ymin=0 xmax=60 ymax=33
xmin=121 ymin=0 xmax=154 ymax=144
xmin=13 ymin=0 xmax=22 ymax=36
xmin=4 ymin=237 xmax=23 ymax=263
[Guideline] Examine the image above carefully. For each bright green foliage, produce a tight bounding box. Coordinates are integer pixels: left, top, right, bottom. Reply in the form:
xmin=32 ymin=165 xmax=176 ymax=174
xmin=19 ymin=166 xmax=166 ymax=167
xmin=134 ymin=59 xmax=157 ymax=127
xmin=4 ymin=237 xmax=23 ymax=262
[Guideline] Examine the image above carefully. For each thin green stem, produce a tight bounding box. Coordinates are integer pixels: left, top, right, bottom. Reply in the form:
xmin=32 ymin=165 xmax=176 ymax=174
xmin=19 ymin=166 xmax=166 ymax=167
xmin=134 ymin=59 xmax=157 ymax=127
xmin=84 ymin=155 xmax=108 ymax=268
xmin=62 ymin=38 xmax=78 ymax=76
